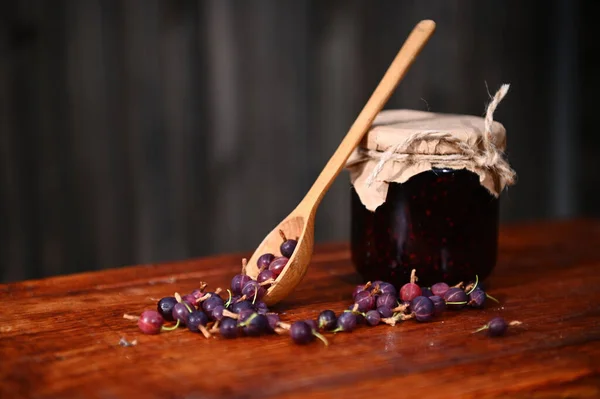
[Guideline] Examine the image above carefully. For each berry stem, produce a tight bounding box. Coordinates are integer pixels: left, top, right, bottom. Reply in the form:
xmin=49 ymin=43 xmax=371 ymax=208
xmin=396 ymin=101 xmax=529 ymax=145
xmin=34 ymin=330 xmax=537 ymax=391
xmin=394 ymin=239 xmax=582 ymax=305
xmin=259 ymin=278 xmax=276 ymax=287
xmin=445 ymin=301 xmax=468 ymax=305
xmin=222 ymin=309 xmax=239 ymax=319
xmin=465 ymin=275 xmax=479 ymax=295
xmin=472 ymin=324 xmax=489 ymax=334
xmin=312 ymin=331 xmax=329 ymax=346
xmin=198 ymin=325 xmax=212 ymax=339
xmin=391 ymin=303 xmax=409 ymax=313
xmin=225 ymin=289 xmax=233 ymax=307
xmin=509 ymin=321 xmax=523 ymax=326
xmin=276 ymin=321 xmax=291 ymax=330
xmin=198 ymin=281 xmax=208 ymax=292
xmin=236 ymin=295 xmax=247 ymax=303
xmin=238 ymin=313 xmax=257 ymax=327
xmin=274 ymin=327 xmax=288 ymax=335
xmin=174 ymin=292 xmax=183 ymax=303
xmin=382 ymin=312 xmax=413 ymax=326
xmin=241 ymin=258 xmax=247 ymax=275
xmin=209 ymin=320 xmax=221 ymax=333
xmin=410 ymin=269 xmax=418 ymax=284
xmin=486 ymin=293 xmax=500 ymax=303
xmin=252 ymin=288 xmax=258 ymax=304
xmin=161 ymin=320 xmax=180 ymax=331
xmin=278 ymin=229 xmax=287 ymax=243
xmin=123 ymin=314 xmax=139 ymax=321
xmin=452 ymin=281 xmax=464 ymax=289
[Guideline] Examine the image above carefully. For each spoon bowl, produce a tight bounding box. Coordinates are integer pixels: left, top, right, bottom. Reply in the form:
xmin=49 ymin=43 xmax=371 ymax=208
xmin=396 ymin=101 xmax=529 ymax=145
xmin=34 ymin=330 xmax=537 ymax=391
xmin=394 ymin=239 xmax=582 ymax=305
xmin=247 ymin=20 xmax=437 ymax=306
xmin=246 ymin=213 xmax=313 ymax=305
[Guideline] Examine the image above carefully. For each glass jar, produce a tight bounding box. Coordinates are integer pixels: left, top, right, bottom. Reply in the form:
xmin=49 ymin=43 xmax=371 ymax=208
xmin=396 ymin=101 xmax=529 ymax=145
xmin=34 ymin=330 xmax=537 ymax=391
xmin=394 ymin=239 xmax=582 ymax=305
xmin=345 ymin=104 xmax=515 ymax=289
xmin=350 ymin=167 xmax=499 ymax=288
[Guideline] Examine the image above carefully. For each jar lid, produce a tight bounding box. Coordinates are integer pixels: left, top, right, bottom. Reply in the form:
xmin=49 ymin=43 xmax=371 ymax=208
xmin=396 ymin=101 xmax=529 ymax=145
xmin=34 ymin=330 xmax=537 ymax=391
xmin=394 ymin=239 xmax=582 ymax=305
xmin=345 ymin=84 xmax=516 ymax=211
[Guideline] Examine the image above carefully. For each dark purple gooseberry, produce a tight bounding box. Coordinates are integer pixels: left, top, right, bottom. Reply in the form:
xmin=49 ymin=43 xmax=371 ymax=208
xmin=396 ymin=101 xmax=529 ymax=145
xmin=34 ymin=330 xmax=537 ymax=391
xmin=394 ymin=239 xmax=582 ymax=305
xmin=317 ymin=310 xmax=337 ymax=331
xmin=487 ymin=317 xmax=508 ymax=337
xmin=352 ymin=284 xmax=368 ymax=300
xmin=230 ymin=274 xmax=252 ymax=296
xmin=411 ymin=296 xmax=435 ymax=322
xmin=400 ymin=282 xmax=422 ymax=302
xmin=157 ymin=297 xmax=177 ymax=322
xmin=230 ymin=300 xmax=253 ymax=313
xmin=377 ymin=306 xmax=394 ymax=318
xmin=376 ymin=293 xmax=398 ymax=309
xmin=242 ymin=314 xmax=269 ymax=336
xmin=290 ymin=321 xmax=314 ymax=345
xmin=237 ymin=309 xmax=256 ymax=324
xmin=421 ymin=287 xmax=433 ymax=298
xmin=354 ymin=290 xmax=376 ymax=312
xmin=257 ymin=253 xmax=275 ymax=270
xmin=268 ymin=256 xmax=288 ymax=277
xmin=187 ymin=311 xmax=209 ymax=333
xmin=431 ymin=282 xmax=450 ymax=298
xmin=444 ymin=287 xmax=468 ymax=310
xmin=202 ymin=296 xmax=224 ymax=314
xmin=211 ymin=305 xmax=226 ymax=321
xmin=138 ymin=310 xmax=165 ymax=334
xmin=365 ymin=310 xmax=381 ymax=326
xmin=241 ymin=280 xmax=266 ymax=302
xmin=227 ymin=295 xmax=242 ymax=307
xmin=257 ymin=269 xmax=276 ymax=285
xmin=266 ymin=313 xmax=281 ymax=331
xmin=429 ymin=295 xmax=446 ymax=315
xmin=304 ymin=319 xmax=318 ymax=331
xmin=219 ymin=317 xmax=240 ymax=339
xmin=469 ymin=288 xmax=487 ymax=309
xmin=253 ymin=301 xmax=269 ymax=315
xmin=280 ymin=239 xmax=297 ymax=258
xmin=181 ymin=294 xmax=197 ymax=308
xmin=373 ymin=281 xmax=397 ymax=297
xmin=335 ymin=312 xmax=357 ymax=332
xmin=172 ymin=302 xmax=193 ymax=325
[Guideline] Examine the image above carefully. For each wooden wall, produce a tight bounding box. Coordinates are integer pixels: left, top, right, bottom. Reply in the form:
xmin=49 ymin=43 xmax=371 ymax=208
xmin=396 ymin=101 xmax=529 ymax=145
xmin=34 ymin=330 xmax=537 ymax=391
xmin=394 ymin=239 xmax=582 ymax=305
xmin=0 ymin=0 xmax=594 ymax=282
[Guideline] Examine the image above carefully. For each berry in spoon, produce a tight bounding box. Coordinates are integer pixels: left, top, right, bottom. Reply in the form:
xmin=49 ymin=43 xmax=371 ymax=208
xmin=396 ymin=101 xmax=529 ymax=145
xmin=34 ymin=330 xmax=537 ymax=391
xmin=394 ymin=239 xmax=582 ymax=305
xmin=279 ymin=230 xmax=298 ymax=258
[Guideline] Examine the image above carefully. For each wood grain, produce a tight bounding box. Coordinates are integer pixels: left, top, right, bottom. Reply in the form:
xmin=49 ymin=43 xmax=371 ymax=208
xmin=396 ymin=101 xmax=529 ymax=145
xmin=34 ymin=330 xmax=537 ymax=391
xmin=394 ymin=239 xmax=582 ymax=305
xmin=1 ymin=219 xmax=599 ymax=399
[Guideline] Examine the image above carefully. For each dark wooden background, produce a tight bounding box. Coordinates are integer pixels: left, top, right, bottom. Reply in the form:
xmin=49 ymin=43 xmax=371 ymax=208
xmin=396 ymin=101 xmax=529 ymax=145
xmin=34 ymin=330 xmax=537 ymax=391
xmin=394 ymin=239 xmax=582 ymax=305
xmin=0 ymin=0 xmax=597 ymax=283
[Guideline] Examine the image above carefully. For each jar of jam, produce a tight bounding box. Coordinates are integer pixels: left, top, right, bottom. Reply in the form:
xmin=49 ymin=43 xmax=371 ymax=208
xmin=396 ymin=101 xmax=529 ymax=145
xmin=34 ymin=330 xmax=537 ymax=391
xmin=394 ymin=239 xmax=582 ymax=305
xmin=345 ymin=104 xmax=516 ymax=288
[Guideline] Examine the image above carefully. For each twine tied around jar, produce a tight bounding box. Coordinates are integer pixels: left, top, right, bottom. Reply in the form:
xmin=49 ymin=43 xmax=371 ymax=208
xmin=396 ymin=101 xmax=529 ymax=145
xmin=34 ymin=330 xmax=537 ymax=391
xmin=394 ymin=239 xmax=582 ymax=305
xmin=363 ymin=84 xmax=516 ymax=188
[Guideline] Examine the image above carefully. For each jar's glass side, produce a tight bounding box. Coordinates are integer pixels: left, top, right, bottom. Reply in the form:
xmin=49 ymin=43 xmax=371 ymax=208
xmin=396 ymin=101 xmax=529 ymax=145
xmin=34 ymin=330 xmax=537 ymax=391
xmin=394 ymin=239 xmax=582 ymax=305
xmin=350 ymin=168 xmax=499 ymax=288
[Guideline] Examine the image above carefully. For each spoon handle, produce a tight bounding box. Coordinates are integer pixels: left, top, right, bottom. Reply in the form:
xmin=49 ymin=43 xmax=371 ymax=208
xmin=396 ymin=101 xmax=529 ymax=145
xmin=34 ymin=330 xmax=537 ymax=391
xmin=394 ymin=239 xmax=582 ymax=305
xmin=299 ymin=20 xmax=436 ymax=212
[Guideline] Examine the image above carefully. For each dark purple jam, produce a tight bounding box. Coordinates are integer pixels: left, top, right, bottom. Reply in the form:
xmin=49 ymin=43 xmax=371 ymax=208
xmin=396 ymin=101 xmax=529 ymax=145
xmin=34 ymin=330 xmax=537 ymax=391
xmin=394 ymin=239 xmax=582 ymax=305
xmin=350 ymin=168 xmax=499 ymax=288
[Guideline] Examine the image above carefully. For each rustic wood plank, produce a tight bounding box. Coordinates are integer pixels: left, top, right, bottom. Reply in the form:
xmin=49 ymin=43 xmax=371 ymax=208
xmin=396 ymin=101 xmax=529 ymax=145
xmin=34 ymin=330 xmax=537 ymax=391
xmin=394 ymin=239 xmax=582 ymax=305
xmin=0 ymin=220 xmax=599 ymax=398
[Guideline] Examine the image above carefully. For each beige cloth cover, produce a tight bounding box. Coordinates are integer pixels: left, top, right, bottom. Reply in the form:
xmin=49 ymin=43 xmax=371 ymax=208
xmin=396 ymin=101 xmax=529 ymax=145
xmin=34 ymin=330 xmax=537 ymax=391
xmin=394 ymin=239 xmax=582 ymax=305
xmin=345 ymin=109 xmax=516 ymax=212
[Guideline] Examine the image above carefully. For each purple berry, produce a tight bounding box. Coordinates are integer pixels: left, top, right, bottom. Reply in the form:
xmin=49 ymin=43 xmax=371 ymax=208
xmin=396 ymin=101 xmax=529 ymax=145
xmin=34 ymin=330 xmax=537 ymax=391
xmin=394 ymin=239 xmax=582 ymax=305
xmin=290 ymin=321 xmax=314 ymax=345
xmin=138 ymin=310 xmax=164 ymax=334
xmin=354 ymin=290 xmax=376 ymax=312
xmin=181 ymin=294 xmax=197 ymax=307
xmin=157 ymin=297 xmax=177 ymax=322
xmin=257 ymin=253 xmax=275 ymax=270
xmin=187 ymin=311 xmax=209 ymax=332
xmin=352 ymin=284 xmax=367 ymax=300
xmin=279 ymin=230 xmax=297 ymax=258
xmin=429 ymin=295 xmax=446 ymax=315
xmin=253 ymin=301 xmax=269 ymax=315
xmin=211 ymin=305 xmax=226 ymax=321
xmin=421 ymin=287 xmax=433 ymax=298
xmin=376 ymin=293 xmax=398 ymax=309
xmin=237 ymin=309 xmax=256 ymax=324
xmin=488 ymin=317 xmax=508 ymax=336
xmin=335 ymin=312 xmax=357 ymax=332
xmin=219 ymin=317 xmax=240 ymax=339
xmin=257 ymin=269 xmax=276 ymax=284
xmin=317 ymin=310 xmax=337 ymax=331
xmin=400 ymin=283 xmax=421 ymax=302
xmin=172 ymin=302 xmax=193 ymax=325
xmin=304 ymin=319 xmax=318 ymax=331
xmin=268 ymin=256 xmax=288 ymax=277
xmin=377 ymin=306 xmax=393 ymax=318
xmin=242 ymin=314 xmax=269 ymax=336
xmin=202 ymin=296 xmax=224 ymax=314
xmin=365 ymin=310 xmax=381 ymax=326
xmin=230 ymin=274 xmax=252 ymax=296
xmin=444 ymin=287 xmax=468 ymax=310
xmin=469 ymin=288 xmax=487 ymax=309
xmin=373 ymin=281 xmax=397 ymax=297
xmin=431 ymin=282 xmax=450 ymax=298
xmin=230 ymin=300 xmax=253 ymax=313
xmin=266 ymin=313 xmax=280 ymax=331
xmin=241 ymin=280 xmax=266 ymax=302
xmin=411 ymin=296 xmax=434 ymax=322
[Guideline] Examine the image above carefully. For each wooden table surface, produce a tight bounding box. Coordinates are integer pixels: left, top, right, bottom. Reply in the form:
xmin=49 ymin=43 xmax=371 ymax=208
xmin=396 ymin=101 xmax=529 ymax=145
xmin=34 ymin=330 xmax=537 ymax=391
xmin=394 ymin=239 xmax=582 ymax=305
xmin=1 ymin=219 xmax=599 ymax=399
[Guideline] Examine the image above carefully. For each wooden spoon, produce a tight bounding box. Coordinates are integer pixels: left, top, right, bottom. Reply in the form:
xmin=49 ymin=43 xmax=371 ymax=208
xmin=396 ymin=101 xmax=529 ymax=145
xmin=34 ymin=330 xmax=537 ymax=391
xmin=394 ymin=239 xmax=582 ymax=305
xmin=246 ymin=20 xmax=437 ymax=305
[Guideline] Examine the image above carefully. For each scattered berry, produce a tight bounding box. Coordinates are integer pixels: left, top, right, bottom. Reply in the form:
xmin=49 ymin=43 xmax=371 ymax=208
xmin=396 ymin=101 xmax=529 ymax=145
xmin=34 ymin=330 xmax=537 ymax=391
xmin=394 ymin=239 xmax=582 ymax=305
xmin=317 ymin=310 xmax=337 ymax=331
xmin=411 ymin=296 xmax=434 ymax=322
xmin=431 ymin=282 xmax=450 ymax=298
xmin=334 ymin=311 xmax=357 ymax=333
xmin=365 ymin=310 xmax=381 ymax=326
xmin=429 ymin=295 xmax=446 ymax=315
xmin=219 ymin=317 xmax=240 ymax=339
xmin=400 ymin=269 xmax=422 ymax=302
xmin=444 ymin=287 xmax=468 ymax=310
xmin=473 ymin=317 xmax=522 ymax=337
xmin=157 ymin=297 xmax=177 ymax=322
